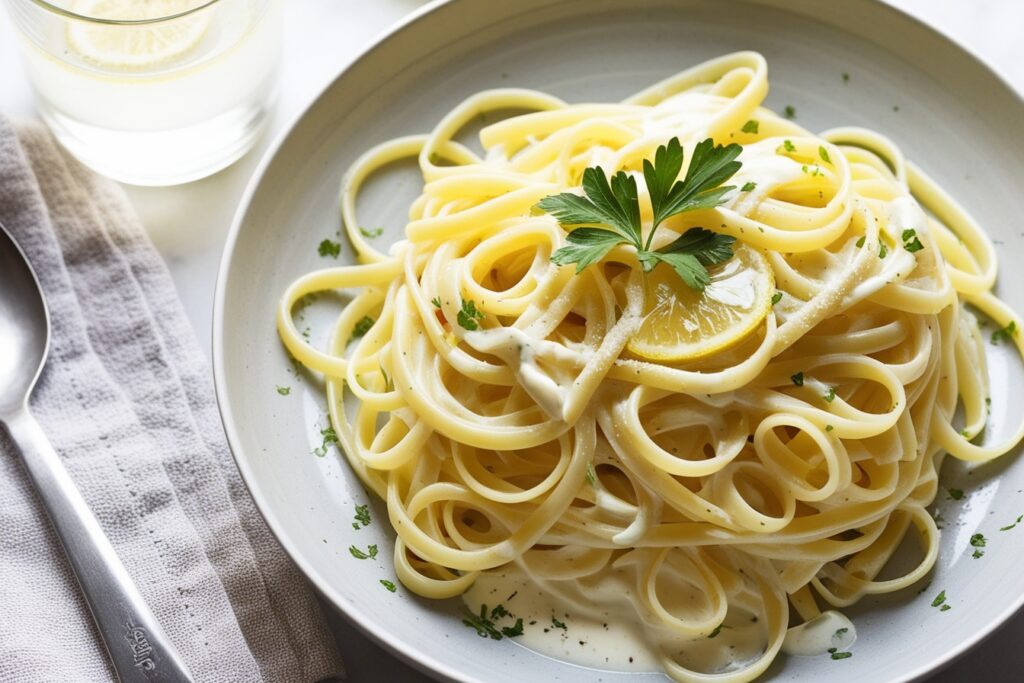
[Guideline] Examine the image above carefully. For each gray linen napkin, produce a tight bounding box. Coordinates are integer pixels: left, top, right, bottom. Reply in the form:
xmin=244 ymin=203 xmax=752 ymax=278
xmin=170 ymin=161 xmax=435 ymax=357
xmin=0 ymin=116 xmax=345 ymax=682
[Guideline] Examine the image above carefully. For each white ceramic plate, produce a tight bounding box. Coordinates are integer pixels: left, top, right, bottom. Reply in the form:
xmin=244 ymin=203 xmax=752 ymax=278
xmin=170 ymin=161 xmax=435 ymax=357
xmin=213 ymin=1 xmax=1024 ymax=680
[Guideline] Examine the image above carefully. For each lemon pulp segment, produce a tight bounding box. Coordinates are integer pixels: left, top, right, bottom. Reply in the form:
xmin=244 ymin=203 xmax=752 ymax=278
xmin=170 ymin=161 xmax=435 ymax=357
xmin=626 ymin=243 xmax=774 ymax=362
xmin=67 ymin=0 xmax=210 ymax=69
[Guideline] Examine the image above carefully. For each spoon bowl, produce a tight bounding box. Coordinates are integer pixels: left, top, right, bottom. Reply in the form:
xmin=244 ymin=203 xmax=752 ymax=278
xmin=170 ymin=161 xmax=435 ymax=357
xmin=0 ymin=224 xmax=49 ymax=417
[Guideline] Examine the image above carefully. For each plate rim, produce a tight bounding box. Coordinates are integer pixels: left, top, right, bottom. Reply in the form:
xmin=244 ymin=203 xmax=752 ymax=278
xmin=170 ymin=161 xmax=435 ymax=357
xmin=212 ymin=1 xmax=1024 ymax=681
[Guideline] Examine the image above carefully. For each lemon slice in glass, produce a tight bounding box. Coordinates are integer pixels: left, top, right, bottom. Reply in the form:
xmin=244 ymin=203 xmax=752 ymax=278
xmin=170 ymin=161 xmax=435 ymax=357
xmin=67 ymin=0 xmax=210 ymax=69
xmin=627 ymin=243 xmax=774 ymax=362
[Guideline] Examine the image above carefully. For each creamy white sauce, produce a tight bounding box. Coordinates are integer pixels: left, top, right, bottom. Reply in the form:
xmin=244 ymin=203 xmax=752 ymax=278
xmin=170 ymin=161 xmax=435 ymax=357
xmin=464 ymin=326 xmax=580 ymax=421
xmin=463 ymin=571 xmax=662 ymax=672
xmin=464 ymin=568 xmax=780 ymax=675
xmin=782 ymin=610 xmax=856 ymax=657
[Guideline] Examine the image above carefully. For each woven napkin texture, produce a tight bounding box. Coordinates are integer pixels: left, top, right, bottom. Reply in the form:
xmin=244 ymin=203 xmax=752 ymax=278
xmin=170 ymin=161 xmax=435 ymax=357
xmin=0 ymin=117 xmax=345 ymax=682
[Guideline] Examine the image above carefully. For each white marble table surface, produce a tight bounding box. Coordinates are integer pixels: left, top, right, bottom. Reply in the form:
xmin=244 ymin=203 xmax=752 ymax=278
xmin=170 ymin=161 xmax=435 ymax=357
xmin=2 ymin=1 xmax=1022 ymax=680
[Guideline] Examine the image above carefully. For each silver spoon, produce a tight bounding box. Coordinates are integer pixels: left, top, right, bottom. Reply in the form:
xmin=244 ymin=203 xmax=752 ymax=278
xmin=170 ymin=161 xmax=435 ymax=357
xmin=0 ymin=221 xmax=193 ymax=683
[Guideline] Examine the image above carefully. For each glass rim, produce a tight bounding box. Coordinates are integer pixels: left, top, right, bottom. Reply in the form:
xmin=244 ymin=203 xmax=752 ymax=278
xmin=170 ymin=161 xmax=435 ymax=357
xmin=22 ymin=0 xmax=223 ymax=25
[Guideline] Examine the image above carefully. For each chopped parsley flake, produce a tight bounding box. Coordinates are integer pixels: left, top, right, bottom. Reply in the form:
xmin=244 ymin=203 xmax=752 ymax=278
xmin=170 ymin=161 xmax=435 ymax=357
xmin=359 ymin=227 xmax=384 ymax=239
xmin=457 ymin=300 xmax=485 ymax=331
xmin=947 ymin=488 xmax=964 ymax=500
xmin=276 ymin=385 xmax=291 ymax=396
xmin=350 ymin=315 xmax=375 ymax=341
xmin=708 ymin=625 xmax=726 ymax=639
xmin=742 ymin=181 xmax=757 ymax=192
xmin=940 ymin=604 xmax=951 ymax=611
xmin=586 ymin=462 xmax=598 ymax=487
xmin=826 ymin=424 xmax=834 ymax=432
xmin=902 ymin=228 xmax=924 ymax=253
xmin=991 ymin=321 xmax=1017 ymax=345
xmin=879 ymin=243 xmax=888 ymax=259
xmin=380 ymin=579 xmax=397 ymax=592
xmin=784 ymin=105 xmax=796 ymax=119
xmin=819 ymin=146 xmax=831 ymax=164
xmin=791 ymin=371 xmax=804 ymax=386
xmin=824 ymin=386 xmax=836 ymax=402
xmin=834 ymin=628 xmax=848 ymax=637
xmin=970 ymin=533 xmax=986 ymax=548
xmin=1000 ymin=514 xmax=1023 ymax=531
xmin=831 ymin=651 xmax=853 ymax=660
xmin=552 ymin=617 xmax=568 ymax=631
xmin=973 ymin=549 xmax=984 ymax=559
xmin=931 ymin=590 xmax=947 ymax=608
xmin=462 ymin=604 xmax=523 ymax=639
xmin=771 ymin=291 xmax=783 ymax=306
xmin=842 ymin=72 xmax=850 ymax=83
xmin=318 ymin=239 xmax=341 ymax=258
xmin=431 ymin=296 xmax=442 ymax=309
xmin=349 ymin=544 xmax=378 ymax=560
xmin=313 ymin=426 xmax=338 ymax=457
xmin=856 ymin=235 xmax=866 ymax=248
xmin=353 ymin=504 xmax=371 ymax=529
xmin=741 ymin=119 xmax=759 ymax=134
xmin=502 ymin=619 xmax=525 ymax=638
xmin=779 ymin=139 xmax=797 ymax=153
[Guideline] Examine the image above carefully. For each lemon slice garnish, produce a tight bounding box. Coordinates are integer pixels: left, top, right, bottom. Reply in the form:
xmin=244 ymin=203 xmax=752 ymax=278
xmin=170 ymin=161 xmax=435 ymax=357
xmin=67 ymin=0 xmax=209 ymax=69
xmin=626 ymin=243 xmax=774 ymax=362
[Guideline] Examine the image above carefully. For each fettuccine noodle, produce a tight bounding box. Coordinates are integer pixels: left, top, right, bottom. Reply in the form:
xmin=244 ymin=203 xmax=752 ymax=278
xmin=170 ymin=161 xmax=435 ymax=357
xmin=277 ymin=52 xmax=1024 ymax=681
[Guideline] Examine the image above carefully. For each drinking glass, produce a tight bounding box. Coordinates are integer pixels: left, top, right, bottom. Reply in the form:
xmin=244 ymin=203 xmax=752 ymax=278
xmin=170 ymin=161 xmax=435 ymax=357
xmin=4 ymin=0 xmax=282 ymax=185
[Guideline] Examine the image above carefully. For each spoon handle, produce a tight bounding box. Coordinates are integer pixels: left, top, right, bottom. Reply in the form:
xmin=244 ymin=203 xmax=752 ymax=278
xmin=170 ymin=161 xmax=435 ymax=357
xmin=3 ymin=407 xmax=194 ymax=683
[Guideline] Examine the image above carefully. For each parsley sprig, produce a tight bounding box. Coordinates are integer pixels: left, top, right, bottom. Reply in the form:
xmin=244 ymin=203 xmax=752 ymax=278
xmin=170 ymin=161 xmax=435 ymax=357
xmin=539 ymin=137 xmax=740 ymax=291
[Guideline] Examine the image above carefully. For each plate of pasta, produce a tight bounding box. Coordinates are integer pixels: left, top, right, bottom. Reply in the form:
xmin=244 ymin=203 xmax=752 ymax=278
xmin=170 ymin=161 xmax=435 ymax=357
xmin=213 ymin=0 xmax=1024 ymax=681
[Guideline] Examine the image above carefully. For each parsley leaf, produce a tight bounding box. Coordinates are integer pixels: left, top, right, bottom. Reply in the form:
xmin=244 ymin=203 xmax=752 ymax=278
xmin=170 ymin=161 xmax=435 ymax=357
xmin=431 ymin=296 xmax=442 ymax=309
xmin=550 ymin=228 xmax=626 ymax=273
xmin=359 ymin=227 xmax=384 ymax=239
xmin=647 ymin=228 xmax=736 ymax=290
xmin=457 ymin=300 xmax=485 ymax=331
xmin=771 ymin=291 xmax=783 ymax=306
xmin=902 ymin=228 xmax=924 ymax=253
xmin=313 ymin=426 xmax=338 ymax=457
xmin=463 ymin=606 xmax=504 ymax=640
xmin=644 ymin=137 xmax=742 ymax=230
xmin=856 ymin=235 xmax=866 ymax=248
xmin=947 ymin=487 xmax=964 ymax=500
xmin=831 ymin=651 xmax=853 ymax=660
xmin=741 ymin=119 xmax=759 ymax=134
xmin=350 ymin=315 xmax=375 ymax=341
xmin=353 ymin=504 xmax=371 ymax=529
xmin=380 ymin=579 xmax=397 ymax=592
xmin=784 ymin=105 xmax=796 ymax=119
xmin=931 ymin=590 xmax=947 ymax=607
xmin=276 ymin=385 xmax=291 ymax=396
xmin=501 ymin=619 xmax=525 ymax=637
xmin=791 ymin=371 xmax=804 ymax=386
xmin=824 ymin=386 xmax=836 ymax=402
xmin=970 ymin=533 xmax=986 ymax=548
xmin=586 ymin=462 xmax=598 ymax=487
xmin=741 ymin=181 xmax=757 ymax=192
xmin=539 ymin=167 xmax=640 ymax=243
xmin=349 ymin=544 xmax=378 ymax=560
xmin=540 ymin=137 xmax=740 ymax=291
xmin=991 ymin=321 xmax=1017 ymax=345
xmin=318 ymin=239 xmax=341 ymax=258
xmin=819 ymin=146 xmax=831 ymax=164
xmin=779 ymin=139 xmax=796 ymax=153
xmin=1000 ymin=514 xmax=1023 ymax=531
